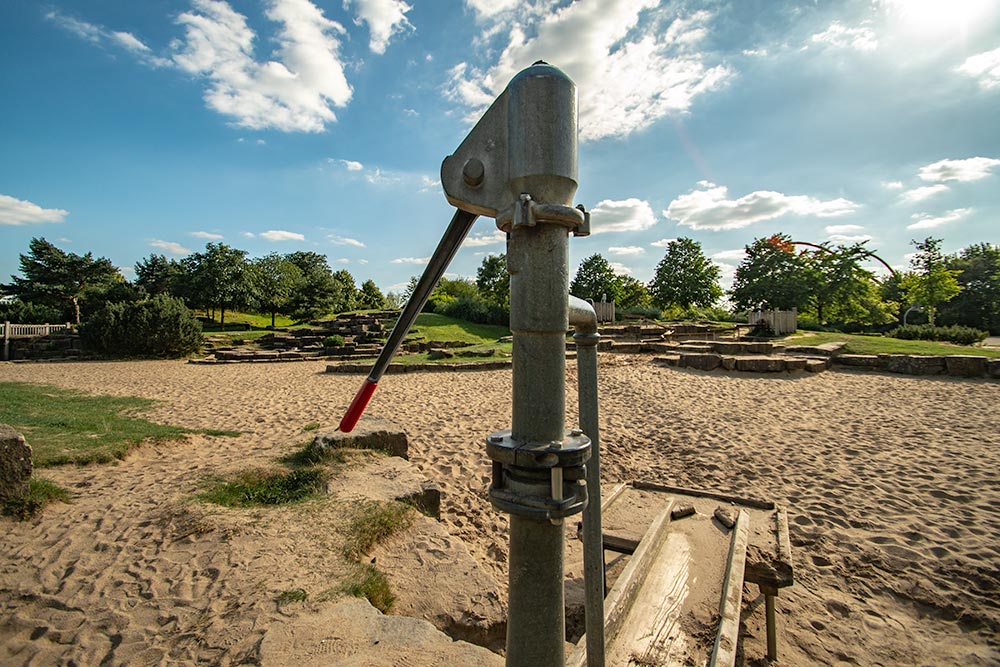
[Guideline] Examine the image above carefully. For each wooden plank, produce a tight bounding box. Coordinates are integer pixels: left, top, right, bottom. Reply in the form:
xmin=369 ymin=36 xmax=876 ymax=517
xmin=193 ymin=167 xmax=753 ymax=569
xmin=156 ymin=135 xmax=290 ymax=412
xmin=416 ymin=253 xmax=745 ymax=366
xmin=710 ymin=509 xmax=750 ymax=667
xmin=631 ymin=479 xmax=774 ymax=511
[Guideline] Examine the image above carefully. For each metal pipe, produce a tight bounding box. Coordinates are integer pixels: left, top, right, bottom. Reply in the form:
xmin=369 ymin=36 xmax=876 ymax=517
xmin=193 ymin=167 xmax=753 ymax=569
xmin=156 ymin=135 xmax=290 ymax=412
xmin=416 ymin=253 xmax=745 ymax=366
xmin=569 ymin=296 xmax=604 ymax=667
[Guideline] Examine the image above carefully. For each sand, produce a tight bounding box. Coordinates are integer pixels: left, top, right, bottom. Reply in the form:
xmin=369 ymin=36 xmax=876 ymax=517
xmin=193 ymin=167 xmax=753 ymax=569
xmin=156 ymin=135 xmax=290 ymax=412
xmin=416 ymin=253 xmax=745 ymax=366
xmin=1 ymin=356 xmax=998 ymax=666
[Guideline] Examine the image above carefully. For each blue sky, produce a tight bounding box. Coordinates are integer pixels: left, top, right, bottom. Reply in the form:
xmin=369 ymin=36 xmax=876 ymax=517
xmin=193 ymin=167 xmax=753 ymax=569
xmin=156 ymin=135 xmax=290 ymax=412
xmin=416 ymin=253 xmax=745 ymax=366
xmin=2 ymin=0 xmax=998 ymax=296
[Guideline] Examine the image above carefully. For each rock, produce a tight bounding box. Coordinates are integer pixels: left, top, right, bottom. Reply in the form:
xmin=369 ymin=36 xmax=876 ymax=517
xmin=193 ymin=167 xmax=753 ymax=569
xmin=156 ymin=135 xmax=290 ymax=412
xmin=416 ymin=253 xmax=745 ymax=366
xmin=0 ymin=425 xmax=32 ymax=503
xmin=735 ymin=356 xmax=785 ymax=372
xmin=714 ymin=506 xmax=737 ymax=529
xmin=310 ymin=416 xmax=409 ymax=459
xmin=805 ymin=359 xmax=828 ymax=373
xmin=373 ymin=515 xmax=508 ymax=651
xmin=652 ymin=355 xmax=680 ymax=367
xmin=783 ymin=358 xmax=808 ymax=372
xmin=989 ymin=359 xmax=1000 ymax=379
xmin=680 ymin=352 xmax=722 ymax=371
xmin=671 ymin=503 xmax=696 ymax=520
xmin=884 ymin=354 xmax=945 ymax=376
xmin=835 ymin=354 xmax=881 ymax=368
xmin=721 ymin=356 xmax=737 ymax=371
xmin=944 ymin=355 xmax=988 ymax=377
xmin=259 ymin=597 xmax=503 ymax=667
xmin=427 ymin=348 xmax=455 ymax=360
xmin=330 ymin=456 xmax=441 ymax=518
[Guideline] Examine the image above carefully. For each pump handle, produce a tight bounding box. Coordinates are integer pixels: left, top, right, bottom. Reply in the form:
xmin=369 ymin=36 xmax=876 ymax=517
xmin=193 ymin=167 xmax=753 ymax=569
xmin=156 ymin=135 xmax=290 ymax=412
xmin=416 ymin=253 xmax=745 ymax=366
xmin=338 ymin=209 xmax=479 ymax=432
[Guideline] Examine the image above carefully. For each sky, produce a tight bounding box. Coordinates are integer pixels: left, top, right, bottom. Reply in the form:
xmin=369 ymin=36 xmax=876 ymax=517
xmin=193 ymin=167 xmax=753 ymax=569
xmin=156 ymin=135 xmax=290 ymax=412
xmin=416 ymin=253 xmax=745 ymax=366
xmin=1 ymin=0 xmax=999 ymax=297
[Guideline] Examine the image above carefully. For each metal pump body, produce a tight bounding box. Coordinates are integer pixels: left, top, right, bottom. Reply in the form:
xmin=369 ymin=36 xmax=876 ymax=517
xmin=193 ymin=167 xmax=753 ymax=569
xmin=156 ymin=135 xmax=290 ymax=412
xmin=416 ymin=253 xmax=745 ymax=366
xmin=444 ymin=62 xmax=591 ymax=667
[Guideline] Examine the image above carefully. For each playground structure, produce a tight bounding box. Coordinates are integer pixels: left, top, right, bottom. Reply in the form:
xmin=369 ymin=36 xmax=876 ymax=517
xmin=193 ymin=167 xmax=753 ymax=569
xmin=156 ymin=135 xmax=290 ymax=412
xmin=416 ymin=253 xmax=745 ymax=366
xmin=339 ymin=62 xmax=794 ymax=666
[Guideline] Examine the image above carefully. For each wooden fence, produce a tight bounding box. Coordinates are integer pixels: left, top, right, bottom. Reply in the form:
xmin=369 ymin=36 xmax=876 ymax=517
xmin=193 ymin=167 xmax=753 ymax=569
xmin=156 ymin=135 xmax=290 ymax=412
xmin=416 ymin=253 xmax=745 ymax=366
xmin=2 ymin=322 xmax=73 ymax=361
xmin=746 ymin=309 xmax=797 ymax=335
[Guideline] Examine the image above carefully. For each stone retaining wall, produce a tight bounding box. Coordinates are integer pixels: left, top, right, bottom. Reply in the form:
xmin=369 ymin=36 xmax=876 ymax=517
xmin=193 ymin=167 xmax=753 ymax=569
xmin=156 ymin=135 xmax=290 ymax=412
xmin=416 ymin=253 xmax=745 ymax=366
xmin=834 ymin=354 xmax=999 ymax=379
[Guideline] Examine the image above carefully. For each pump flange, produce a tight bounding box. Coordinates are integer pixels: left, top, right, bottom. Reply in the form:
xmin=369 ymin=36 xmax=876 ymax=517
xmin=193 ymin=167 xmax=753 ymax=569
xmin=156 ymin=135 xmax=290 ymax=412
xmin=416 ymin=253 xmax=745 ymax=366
xmin=486 ymin=429 xmax=590 ymax=521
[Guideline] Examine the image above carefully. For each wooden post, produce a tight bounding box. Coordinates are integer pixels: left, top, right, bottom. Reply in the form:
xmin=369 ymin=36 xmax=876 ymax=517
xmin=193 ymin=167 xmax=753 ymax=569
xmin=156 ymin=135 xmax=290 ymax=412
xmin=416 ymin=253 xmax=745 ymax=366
xmin=3 ymin=321 xmax=9 ymax=361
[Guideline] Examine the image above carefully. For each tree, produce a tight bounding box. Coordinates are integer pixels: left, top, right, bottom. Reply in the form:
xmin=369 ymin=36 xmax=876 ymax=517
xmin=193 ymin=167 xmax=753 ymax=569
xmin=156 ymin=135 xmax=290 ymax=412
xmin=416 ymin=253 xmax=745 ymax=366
xmin=3 ymin=237 xmax=120 ymax=324
xmin=285 ymin=252 xmax=338 ymax=321
xmin=570 ymin=254 xmax=621 ymax=303
xmin=939 ymin=243 xmax=1000 ymax=334
xmin=900 ymin=237 xmax=961 ymax=326
xmin=331 ymin=269 xmax=358 ymax=313
xmin=180 ymin=243 xmax=250 ymax=329
xmin=648 ymin=238 xmax=721 ymax=310
xmin=135 ymin=254 xmax=182 ymax=296
xmin=616 ymin=276 xmax=652 ymax=310
xmin=476 ymin=253 xmax=509 ymax=306
xmin=806 ymin=242 xmax=894 ymax=326
xmin=248 ymin=253 xmax=302 ymax=327
xmin=729 ymin=234 xmax=811 ymax=312
xmin=357 ymin=279 xmax=387 ymax=310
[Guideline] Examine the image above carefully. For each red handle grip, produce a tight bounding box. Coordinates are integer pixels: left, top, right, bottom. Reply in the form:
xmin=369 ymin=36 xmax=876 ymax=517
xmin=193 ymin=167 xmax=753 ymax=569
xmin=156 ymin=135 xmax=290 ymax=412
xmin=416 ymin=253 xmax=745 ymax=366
xmin=339 ymin=379 xmax=378 ymax=433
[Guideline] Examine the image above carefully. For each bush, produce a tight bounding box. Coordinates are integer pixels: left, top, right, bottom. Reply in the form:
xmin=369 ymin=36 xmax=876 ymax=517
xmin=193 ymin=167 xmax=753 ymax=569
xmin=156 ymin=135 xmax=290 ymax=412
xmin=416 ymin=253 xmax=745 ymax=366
xmin=618 ymin=306 xmax=662 ymax=320
xmin=0 ymin=300 xmax=65 ymax=325
xmin=888 ymin=324 xmax=988 ymax=346
xmin=80 ymin=295 xmax=202 ymax=358
xmin=439 ymin=295 xmax=509 ymax=326
xmin=323 ymin=334 xmax=345 ymax=347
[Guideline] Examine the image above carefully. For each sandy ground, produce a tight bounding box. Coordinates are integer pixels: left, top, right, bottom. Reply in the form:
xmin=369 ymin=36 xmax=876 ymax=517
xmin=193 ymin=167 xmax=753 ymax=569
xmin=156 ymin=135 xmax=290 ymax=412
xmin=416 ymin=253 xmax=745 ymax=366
xmin=1 ymin=356 xmax=998 ymax=666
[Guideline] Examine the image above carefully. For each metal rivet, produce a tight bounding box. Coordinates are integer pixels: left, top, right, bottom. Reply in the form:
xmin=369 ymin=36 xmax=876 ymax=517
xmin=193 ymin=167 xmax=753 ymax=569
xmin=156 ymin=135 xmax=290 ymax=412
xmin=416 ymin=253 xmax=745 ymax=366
xmin=570 ymin=428 xmax=583 ymax=437
xmin=463 ymin=158 xmax=485 ymax=188
xmin=489 ymin=434 xmax=503 ymax=444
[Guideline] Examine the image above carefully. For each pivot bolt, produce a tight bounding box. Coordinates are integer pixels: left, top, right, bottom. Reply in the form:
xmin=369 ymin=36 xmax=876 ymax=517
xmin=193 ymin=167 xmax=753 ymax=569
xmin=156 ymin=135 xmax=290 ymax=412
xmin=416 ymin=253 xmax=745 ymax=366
xmin=489 ymin=434 xmax=504 ymax=444
xmin=463 ymin=158 xmax=485 ymax=188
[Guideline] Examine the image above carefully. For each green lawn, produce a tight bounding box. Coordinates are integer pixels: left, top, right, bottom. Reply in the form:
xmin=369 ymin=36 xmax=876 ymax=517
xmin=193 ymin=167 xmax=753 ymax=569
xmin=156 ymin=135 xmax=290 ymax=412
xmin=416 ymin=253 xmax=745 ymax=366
xmin=410 ymin=312 xmax=510 ymax=344
xmin=785 ymin=331 xmax=1000 ymax=358
xmin=0 ymin=382 xmax=236 ymax=466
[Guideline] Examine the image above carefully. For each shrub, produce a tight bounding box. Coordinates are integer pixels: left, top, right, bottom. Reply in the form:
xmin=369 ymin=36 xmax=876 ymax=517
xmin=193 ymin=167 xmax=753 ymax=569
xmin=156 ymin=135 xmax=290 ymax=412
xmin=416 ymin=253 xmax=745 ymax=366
xmin=79 ymin=295 xmax=202 ymax=358
xmin=440 ymin=295 xmax=509 ymax=326
xmin=888 ymin=324 xmax=988 ymax=346
xmin=323 ymin=334 xmax=345 ymax=348
xmin=0 ymin=300 xmax=65 ymax=325
xmin=618 ymin=306 xmax=662 ymax=320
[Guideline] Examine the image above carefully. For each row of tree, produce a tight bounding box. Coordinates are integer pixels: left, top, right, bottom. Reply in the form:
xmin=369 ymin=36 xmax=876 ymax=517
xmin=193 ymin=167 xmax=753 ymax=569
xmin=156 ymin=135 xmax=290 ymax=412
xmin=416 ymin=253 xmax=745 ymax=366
xmin=567 ymin=235 xmax=999 ymax=334
xmin=1 ymin=238 xmax=391 ymax=327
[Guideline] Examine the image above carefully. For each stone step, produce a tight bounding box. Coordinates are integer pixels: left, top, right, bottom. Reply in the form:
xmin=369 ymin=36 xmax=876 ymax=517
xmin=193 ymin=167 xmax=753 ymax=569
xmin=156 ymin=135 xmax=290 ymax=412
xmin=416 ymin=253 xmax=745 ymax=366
xmin=654 ymin=353 xmax=828 ymax=374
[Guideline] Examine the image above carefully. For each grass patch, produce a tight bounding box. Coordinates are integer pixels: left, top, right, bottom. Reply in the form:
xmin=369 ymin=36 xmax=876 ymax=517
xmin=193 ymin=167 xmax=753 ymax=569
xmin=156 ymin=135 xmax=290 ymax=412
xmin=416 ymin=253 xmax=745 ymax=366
xmin=199 ymin=467 xmax=328 ymax=507
xmin=411 ymin=312 xmax=510 ymax=344
xmin=343 ymin=500 xmax=414 ymax=561
xmin=340 ymin=563 xmax=395 ymax=613
xmin=0 ymin=382 xmax=197 ymax=467
xmin=2 ymin=477 xmax=72 ymax=520
xmin=276 ymin=588 xmax=308 ymax=605
xmin=302 ymin=422 xmax=322 ymax=432
xmin=787 ymin=331 xmax=1000 ymax=358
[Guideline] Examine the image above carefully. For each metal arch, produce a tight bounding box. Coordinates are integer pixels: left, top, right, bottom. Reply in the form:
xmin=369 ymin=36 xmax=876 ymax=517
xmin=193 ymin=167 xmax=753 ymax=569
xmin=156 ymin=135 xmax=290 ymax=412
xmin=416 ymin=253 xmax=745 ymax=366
xmin=790 ymin=240 xmax=897 ymax=281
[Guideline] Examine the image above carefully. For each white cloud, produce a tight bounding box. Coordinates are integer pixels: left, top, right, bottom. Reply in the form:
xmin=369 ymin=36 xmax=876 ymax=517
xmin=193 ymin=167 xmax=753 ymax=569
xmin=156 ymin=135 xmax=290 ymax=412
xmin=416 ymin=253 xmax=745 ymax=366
xmin=464 ymin=0 xmax=522 ymax=21
xmin=899 ymin=184 xmax=949 ymax=203
xmin=260 ymin=230 xmax=306 ymax=241
xmin=242 ymin=231 xmax=256 ymax=238
xmin=609 ymin=262 xmax=632 ymax=275
xmin=111 ymin=31 xmax=151 ymax=53
xmin=608 ymin=246 xmax=645 ymax=256
xmin=358 ymin=259 xmax=369 ymax=265
xmin=419 ymin=175 xmax=441 ymax=192
xmin=828 ymin=234 xmax=872 ymax=243
xmin=957 ymin=47 xmax=1000 ymax=90
xmin=907 ymin=208 xmax=973 ymax=230
xmin=149 ymin=239 xmax=191 ymax=255
xmin=464 ymin=230 xmax=506 ymax=247
xmin=338 ymin=158 xmax=364 ymax=171
xmin=335 ymin=257 xmax=351 ymax=264
xmin=345 ymin=0 xmax=413 ymax=54
xmin=589 ymin=198 xmax=657 ymax=234
xmin=327 ymin=233 xmax=365 ymax=247
xmin=0 ymin=194 xmax=68 ymax=226
xmin=714 ymin=261 xmax=737 ymax=289
xmin=365 ymin=167 xmax=400 ymax=185
xmin=118 ymin=266 xmax=136 ymax=279
xmin=881 ymin=180 xmax=904 ymax=189
xmin=711 ymin=248 xmax=745 ymax=261
xmin=918 ymin=157 xmax=1000 ymax=182
xmin=402 ymin=107 xmax=418 ymax=116
xmin=809 ymin=21 xmax=877 ymax=52
xmin=392 ymin=256 xmax=429 ymax=264
xmin=46 ymin=11 xmax=103 ymax=42
xmin=172 ymin=0 xmax=352 ymax=132
xmin=824 ymin=224 xmax=864 ymax=234
xmin=46 ymin=10 xmax=170 ymax=66
xmin=449 ymin=2 xmax=733 ymax=141
xmin=650 ymin=238 xmax=678 ymax=248
xmin=665 ymin=183 xmax=858 ymax=231
xmin=190 ymin=230 xmax=224 ymax=240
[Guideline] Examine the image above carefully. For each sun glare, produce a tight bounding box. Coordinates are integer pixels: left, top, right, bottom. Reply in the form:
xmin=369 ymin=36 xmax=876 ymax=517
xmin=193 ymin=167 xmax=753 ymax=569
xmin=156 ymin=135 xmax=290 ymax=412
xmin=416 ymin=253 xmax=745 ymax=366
xmin=885 ymin=0 xmax=995 ymax=37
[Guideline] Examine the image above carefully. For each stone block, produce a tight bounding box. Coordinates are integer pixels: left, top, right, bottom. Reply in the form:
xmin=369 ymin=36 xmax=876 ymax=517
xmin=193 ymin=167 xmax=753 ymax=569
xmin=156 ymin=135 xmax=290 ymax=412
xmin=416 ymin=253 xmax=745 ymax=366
xmin=680 ymin=352 xmax=722 ymax=371
xmin=783 ymin=358 xmax=808 ymax=372
xmin=735 ymin=356 xmax=785 ymax=372
xmin=944 ymin=355 xmax=988 ymax=377
xmin=805 ymin=359 xmax=828 ymax=373
xmin=428 ymin=349 xmax=455 ymax=360
xmin=652 ymin=355 xmax=680 ymax=367
xmin=836 ymin=354 xmax=881 ymax=368
xmin=721 ymin=356 xmax=737 ymax=371
xmin=884 ymin=355 xmax=945 ymax=376
xmin=310 ymin=416 xmax=408 ymax=459
xmin=0 ymin=424 xmax=32 ymax=503
xmin=989 ymin=359 xmax=1000 ymax=379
